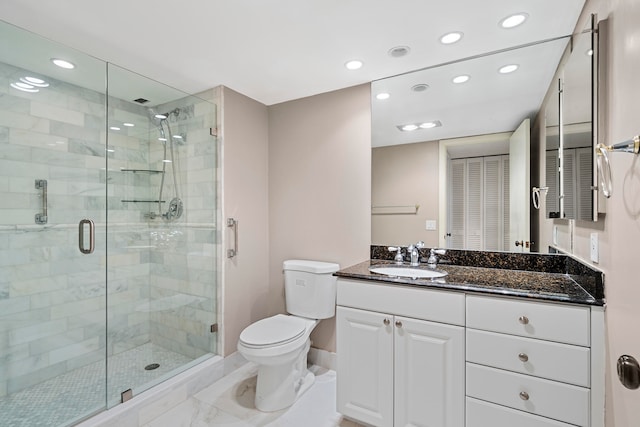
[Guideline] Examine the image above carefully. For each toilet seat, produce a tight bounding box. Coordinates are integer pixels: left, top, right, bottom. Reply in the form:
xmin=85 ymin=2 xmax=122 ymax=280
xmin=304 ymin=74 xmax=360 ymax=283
xmin=239 ymin=314 xmax=309 ymax=349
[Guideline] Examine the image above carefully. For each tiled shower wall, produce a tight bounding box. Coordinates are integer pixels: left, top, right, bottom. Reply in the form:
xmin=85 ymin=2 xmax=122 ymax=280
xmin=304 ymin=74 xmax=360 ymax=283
xmin=0 ymin=61 xmax=218 ymax=397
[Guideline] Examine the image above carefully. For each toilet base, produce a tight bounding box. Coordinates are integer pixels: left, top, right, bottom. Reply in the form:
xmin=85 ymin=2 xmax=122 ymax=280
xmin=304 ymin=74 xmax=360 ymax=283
xmin=253 ymin=339 xmax=314 ymax=412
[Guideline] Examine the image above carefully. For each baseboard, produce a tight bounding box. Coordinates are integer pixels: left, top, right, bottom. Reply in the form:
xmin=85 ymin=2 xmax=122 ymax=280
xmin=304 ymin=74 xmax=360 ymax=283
xmin=308 ymin=347 xmax=337 ymax=371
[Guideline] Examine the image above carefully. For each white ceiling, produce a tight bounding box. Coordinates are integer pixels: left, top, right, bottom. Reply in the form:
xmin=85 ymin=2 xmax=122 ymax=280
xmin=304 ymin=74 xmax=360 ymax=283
xmin=0 ymin=0 xmax=586 ymax=107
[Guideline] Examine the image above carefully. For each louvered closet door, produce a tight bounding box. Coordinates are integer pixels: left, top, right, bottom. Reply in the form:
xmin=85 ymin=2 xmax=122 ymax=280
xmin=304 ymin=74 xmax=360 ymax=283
xmin=563 ymin=149 xmax=576 ymax=219
xmin=465 ymin=158 xmax=483 ymax=250
xmin=502 ymin=156 xmax=510 ymax=251
xmin=546 ymin=150 xmax=559 ymax=217
xmin=483 ymin=156 xmax=503 ymax=251
xmin=576 ymin=147 xmax=593 ymax=221
xmin=448 ymin=159 xmax=466 ymax=249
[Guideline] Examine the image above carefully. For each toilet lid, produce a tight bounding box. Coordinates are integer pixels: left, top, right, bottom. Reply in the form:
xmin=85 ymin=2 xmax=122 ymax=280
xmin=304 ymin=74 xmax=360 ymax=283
xmin=239 ymin=314 xmax=308 ymax=347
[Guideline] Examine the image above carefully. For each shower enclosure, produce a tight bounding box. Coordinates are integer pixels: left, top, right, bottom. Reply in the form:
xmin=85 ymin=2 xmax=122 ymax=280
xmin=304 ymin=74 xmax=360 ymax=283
xmin=0 ymin=21 xmax=219 ymax=426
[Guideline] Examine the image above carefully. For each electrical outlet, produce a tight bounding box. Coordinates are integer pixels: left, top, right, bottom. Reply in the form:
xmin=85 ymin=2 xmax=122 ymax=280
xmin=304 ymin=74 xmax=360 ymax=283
xmin=425 ymin=220 xmax=437 ymax=231
xmin=590 ymin=233 xmax=599 ymax=263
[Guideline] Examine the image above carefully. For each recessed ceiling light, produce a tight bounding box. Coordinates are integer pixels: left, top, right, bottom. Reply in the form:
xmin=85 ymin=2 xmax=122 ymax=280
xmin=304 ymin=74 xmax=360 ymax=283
xmin=500 ymin=13 xmax=529 ymax=29
xmin=21 ymin=77 xmax=49 ymax=87
xmin=411 ymin=84 xmax=430 ymax=92
xmin=51 ymin=58 xmax=75 ymax=69
xmin=10 ymin=82 xmax=39 ymax=93
xmin=388 ymin=46 xmax=411 ymax=58
xmin=155 ymin=114 xmax=167 ymax=119
xmin=376 ymin=92 xmax=390 ymax=100
xmin=419 ymin=122 xmax=437 ymax=129
xmin=452 ymin=75 xmax=470 ymax=84
xmin=398 ymin=121 xmax=442 ymax=132
xmin=172 ymin=135 xmax=183 ymax=139
xmin=162 ymin=159 xmax=172 ymax=163
xmin=440 ymin=32 xmax=463 ymax=45
xmin=499 ymin=64 xmax=519 ymax=74
xmin=123 ymin=122 xmax=135 ymax=127
xmin=345 ymin=60 xmax=363 ymax=70
xmin=110 ymin=126 xmax=121 ymax=131
xmin=158 ymin=137 xmax=167 ymax=142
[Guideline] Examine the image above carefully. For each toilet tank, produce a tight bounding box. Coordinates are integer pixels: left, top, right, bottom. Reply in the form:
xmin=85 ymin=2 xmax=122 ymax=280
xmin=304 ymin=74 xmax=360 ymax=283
xmin=283 ymin=260 xmax=340 ymax=319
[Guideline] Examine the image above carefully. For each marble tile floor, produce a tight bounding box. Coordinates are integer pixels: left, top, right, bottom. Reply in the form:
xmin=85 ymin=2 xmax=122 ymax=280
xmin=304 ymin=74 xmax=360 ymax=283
xmin=141 ymin=362 xmax=364 ymax=427
xmin=0 ymin=343 xmax=194 ymax=427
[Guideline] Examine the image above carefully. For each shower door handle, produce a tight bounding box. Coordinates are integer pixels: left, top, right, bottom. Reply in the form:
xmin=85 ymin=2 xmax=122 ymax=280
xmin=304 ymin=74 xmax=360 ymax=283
xmin=35 ymin=179 xmax=48 ymax=224
xmin=227 ymin=218 xmax=238 ymax=258
xmin=78 ymin=219 xmax=95 ymax=254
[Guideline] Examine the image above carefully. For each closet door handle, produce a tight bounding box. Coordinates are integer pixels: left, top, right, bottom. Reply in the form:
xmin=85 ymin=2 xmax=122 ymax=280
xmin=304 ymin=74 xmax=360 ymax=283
xmin=78 ymin=219 xmax=95 ymax=254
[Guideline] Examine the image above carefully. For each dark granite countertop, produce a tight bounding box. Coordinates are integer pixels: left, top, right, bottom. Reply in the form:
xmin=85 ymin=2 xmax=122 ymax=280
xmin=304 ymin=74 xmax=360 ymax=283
xmin=335 ymin=259 xmax=604 ymax=306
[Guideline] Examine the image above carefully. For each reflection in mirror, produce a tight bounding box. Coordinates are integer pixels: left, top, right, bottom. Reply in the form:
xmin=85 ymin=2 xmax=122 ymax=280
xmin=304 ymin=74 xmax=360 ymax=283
xmin=560 ymin=19 xmax=597 ymax=221
xmin=371 ymin=38 xmax=571 ymax=252
xmin=545 ymin=80 xmax=561 ymax=218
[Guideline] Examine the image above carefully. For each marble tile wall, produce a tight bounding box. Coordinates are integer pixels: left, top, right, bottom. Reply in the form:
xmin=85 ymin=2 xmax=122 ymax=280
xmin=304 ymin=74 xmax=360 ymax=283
xmin=0 ymin=60 xmax=219 ymax=399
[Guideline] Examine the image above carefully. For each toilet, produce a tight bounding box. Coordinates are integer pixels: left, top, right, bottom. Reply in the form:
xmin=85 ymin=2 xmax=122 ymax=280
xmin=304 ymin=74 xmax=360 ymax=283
xmin=237 ymin=259 xmax=339 ymax=412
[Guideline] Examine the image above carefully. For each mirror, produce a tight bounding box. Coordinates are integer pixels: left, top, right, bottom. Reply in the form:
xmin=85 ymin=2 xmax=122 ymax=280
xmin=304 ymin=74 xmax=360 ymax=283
xmin=371 ymin=38 xmax=572 ymax=252
xmin=559 ymin=16 xmax=598 ymax=221
xmin=544 ymin=80 xmax=561 ymax=219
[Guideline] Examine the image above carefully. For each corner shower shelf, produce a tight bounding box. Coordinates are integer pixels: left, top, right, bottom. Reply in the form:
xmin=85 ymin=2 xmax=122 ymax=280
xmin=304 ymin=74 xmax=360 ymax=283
xmin=119 ymin=169 xmax=165 ymax=174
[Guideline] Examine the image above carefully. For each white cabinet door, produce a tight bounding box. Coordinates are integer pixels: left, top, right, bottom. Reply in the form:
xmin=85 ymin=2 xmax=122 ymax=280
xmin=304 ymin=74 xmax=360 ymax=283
xmin=394 ymin=316 xmax=465 ymax=427
xmin=337 ymin=306 xmax=394 ymax=427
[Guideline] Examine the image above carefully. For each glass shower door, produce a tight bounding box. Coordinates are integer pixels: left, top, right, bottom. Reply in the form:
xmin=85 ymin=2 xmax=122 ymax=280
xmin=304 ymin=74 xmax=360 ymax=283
xmin=0 ymin=20 xmax=219 ymax=425
xmin=105 ymin=64 xmax=218 ymax=406
xmin=0 ymin=21 xmax=109 ymax=426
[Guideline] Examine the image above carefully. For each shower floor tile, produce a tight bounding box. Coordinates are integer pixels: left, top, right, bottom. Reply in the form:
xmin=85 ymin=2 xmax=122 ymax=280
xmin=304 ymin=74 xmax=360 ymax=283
xmin=0 ymin=343 xmax=194 ymax=427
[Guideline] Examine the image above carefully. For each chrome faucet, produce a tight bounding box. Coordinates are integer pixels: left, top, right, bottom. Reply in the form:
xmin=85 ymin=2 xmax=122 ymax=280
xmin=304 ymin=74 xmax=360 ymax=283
xmin=427 ymin=248 xmax=446 ymax=268
xmin=407 ymin=241 xmax=425 ymax=266
xmin=388 ymin=246 xmax=404 ymax=264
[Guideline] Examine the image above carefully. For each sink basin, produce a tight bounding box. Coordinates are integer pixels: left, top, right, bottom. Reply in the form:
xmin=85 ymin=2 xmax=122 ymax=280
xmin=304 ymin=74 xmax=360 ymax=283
xmin=368 ymin=266 xmax=448 ymax=279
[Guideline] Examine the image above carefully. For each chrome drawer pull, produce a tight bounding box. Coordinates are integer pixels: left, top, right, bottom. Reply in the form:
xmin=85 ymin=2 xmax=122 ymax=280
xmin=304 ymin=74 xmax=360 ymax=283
xmin=395 ymin=320 xmax=403 ymax=328
xmin=383 ymin=318 xmax=390 ymax=326
xmin=518 ymin=353 xmax=529 ymax=362
xmin=518 ymin=315 xmax=529 ymax=325
xmin=519 ymin=391 xmax=530 ymax=401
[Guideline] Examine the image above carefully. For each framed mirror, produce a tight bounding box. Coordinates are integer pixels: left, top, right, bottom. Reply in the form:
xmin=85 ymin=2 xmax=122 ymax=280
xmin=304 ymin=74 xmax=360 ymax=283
xmin=371 ymin=37 xmax=571 ymax=253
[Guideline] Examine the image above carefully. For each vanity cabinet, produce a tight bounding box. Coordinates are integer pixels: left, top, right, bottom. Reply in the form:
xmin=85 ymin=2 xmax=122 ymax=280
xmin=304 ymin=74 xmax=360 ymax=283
xmin=336 ymin=279 xmax=465 ymax=427
xmin=336 ymin=279 xmax=605 ymax=427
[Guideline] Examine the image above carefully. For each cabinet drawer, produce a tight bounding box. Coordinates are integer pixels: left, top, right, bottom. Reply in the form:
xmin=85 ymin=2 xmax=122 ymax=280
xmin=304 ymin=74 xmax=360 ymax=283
xmin=466 ymin=363 xmax=590 ymax=426
xmin=466 ymin=295 xmax=590 ymax=346
xmin=466 ymin=397 xmax=576 ymax=427
xmin=466 ymin=329 xmax=590 ymax=387
xmin=337 ymin=279 xmax=465 ymax=325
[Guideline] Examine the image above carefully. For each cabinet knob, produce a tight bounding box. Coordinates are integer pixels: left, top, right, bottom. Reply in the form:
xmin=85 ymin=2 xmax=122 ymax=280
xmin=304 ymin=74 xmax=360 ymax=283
xmin=518 ymin=315 xmax=529 ymax=325
xmin=395 ymin=320 xmax=403 ymax=328
xmin=518 ymin=353 xmax=529 ymax=362
xmin=383 ymin=318 xmax=390 ymax=326
xmin=519 ymin=391 xmax=530 ymax=401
